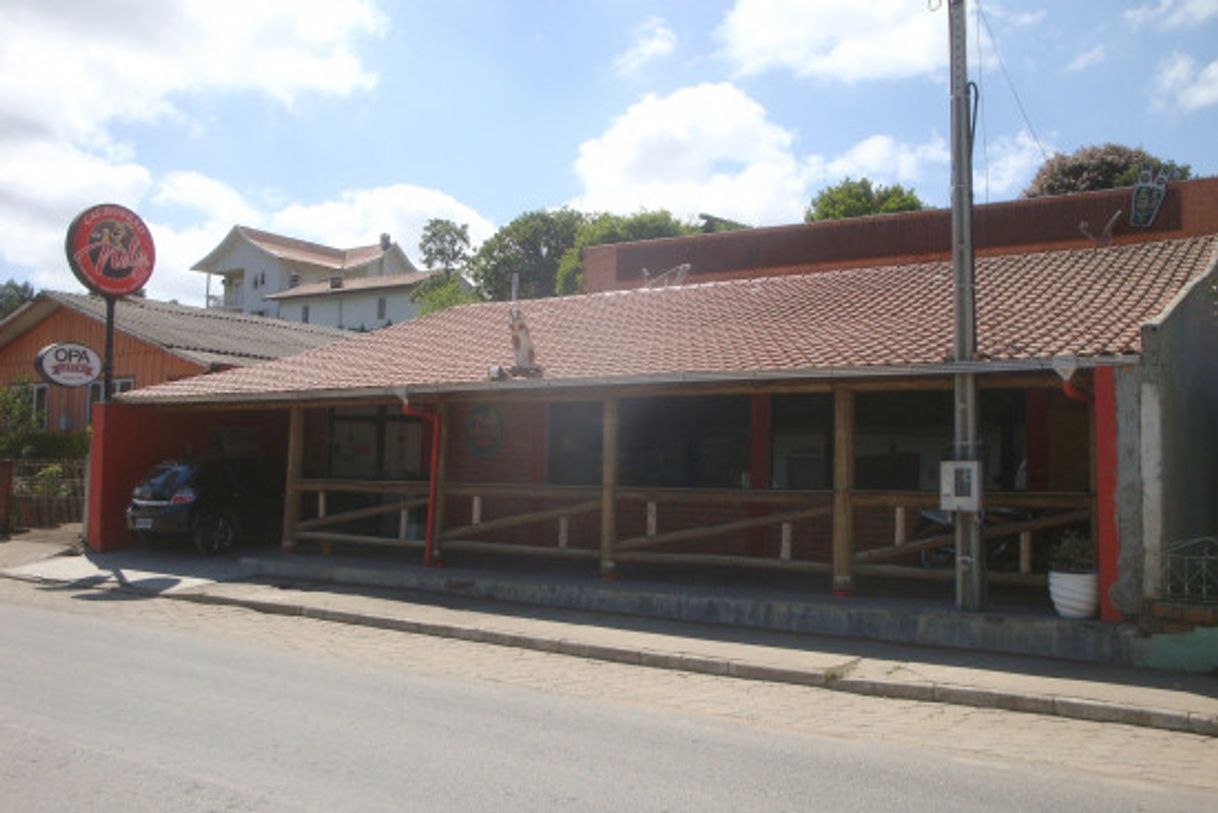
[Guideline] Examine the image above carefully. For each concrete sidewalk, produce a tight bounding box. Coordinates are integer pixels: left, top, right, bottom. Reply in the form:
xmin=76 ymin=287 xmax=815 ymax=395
xmin=2 ymin=529 xmax=1216 ymax=738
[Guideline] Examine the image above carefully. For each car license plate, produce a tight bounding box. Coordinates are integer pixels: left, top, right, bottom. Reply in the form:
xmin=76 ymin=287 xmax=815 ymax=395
xmin=134 ymin=518 xmax=154 ymax=530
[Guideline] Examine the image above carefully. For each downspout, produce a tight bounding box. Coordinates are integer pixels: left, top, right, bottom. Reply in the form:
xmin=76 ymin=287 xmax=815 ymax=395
xmin=399 ymin=394 xmax=441 ymax=568
xmin=1062 ymin=379 xmax=1089 ymax=403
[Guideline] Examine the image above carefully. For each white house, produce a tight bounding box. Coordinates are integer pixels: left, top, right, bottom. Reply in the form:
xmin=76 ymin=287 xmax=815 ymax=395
xmin=192 ymin=226 xmax=434 ymax=329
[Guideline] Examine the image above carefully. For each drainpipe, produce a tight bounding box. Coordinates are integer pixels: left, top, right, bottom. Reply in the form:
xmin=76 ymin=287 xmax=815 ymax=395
xmin=1061 ymin=379 xmax=1089 ymax=403
xmin=399 ymin=396 xmax=441 ymax=568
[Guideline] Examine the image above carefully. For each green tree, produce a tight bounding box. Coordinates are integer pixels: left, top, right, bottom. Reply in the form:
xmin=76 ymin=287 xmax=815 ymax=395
xmin=1023 ymin=144 xmax=1192 ymax=198
xmin=418 ymin=218 xmax=471 ymax=277
xmin=468 ymin=208 xmax=586 ymax=300
xmin=555 ymin=210 xmax=698 ymax=295
xmin=413 ymin=275 xmax=481 ymax=316
xmin=0 ymin=279 xmax=35 ymax=319
xmin=0 ymin=377 xmax=44 ymax=458
xmin=805 ymin=178 xmax=925 ymax=222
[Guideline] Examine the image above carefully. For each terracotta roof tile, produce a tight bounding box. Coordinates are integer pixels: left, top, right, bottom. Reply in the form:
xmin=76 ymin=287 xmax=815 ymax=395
xmin=122 ymin=235 xmax=1216 ymax=403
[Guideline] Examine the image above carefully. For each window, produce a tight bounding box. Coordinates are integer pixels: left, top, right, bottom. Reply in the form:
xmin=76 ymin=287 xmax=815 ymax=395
xmin=87 ymin=378 xmax=134 ymax=425
xmin=619 ymin=396 xmax=749 ymax=488
xmin=770 ymin=394 xmax=833 ymax=489
xmin=301 ymin=305 xmax=310 ymax=324
xmin=32 ymin=384 xmax=48 ymax=430
xmin=289 ymin=273 xmax=300 ymax=288
xmin=547 ymin=402 xmax=602 ymax=485
xmin=327 ymin=406 xmax=425 ymax=480
xmin=377 ymin=297 xmax=387 ymax=320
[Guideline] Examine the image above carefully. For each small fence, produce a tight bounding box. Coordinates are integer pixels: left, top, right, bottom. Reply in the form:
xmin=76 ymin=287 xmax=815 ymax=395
xmin=5 ymin=459 xmax=88 ymax=529
xmin=1163 ymin=537 xmax=1218 ymax=605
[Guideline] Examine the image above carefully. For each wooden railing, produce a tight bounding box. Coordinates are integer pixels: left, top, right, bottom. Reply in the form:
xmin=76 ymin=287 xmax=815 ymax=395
xmin=293 ymin=478 xmax=431 ymax=550
xmin=439 ymin=483 xmax=601 ymax=560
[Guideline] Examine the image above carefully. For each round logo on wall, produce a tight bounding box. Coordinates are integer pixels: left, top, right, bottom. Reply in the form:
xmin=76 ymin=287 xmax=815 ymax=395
xmin=34 ymin=343 xmax=102 ymax=387
xmin=64 ymin=203 xmax=155 ymax=297
xmin=465 ymin=405 xmax=504 ymax=459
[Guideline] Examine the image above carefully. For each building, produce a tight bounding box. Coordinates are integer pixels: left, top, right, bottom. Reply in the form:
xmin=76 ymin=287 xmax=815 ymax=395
xmin=0 ymin=291 xmax=350 ymax=434
xmin=88 ymin=179 xmax=1218 ymax=649
xmin=193 ymin=225 xmax=432 ymax=328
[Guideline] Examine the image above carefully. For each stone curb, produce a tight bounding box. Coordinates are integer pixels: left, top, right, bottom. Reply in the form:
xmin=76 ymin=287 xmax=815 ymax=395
xmin=5 ymin=571 xmax=1215 ymax=738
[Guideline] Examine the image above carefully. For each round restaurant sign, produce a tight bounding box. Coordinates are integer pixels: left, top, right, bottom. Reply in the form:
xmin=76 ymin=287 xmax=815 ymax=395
xmin=34 ymin=343 xmax=103 ymax=387
xmin=64 ymin=203 xmax=155 ymax=296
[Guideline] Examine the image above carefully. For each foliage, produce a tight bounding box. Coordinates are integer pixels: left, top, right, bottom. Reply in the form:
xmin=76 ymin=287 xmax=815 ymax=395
xmin=467 ymin=209 xmax=586 ymax=300
xmin=698 ymin=213 xmax=751 ymax=233
xmin=0 ymin=377 xmax=44 ymax=458
xmin=418 ymin=218 xmax=471 ymax=276
xmin=1050 ymin=530 xmax=1096 ymax=573
xmin=1023 ymin=144 xmax=1192 ymax=198
xmin=19 ymin=430 xmax=92 ymax=460
xmin=413 ymin=275 xmax=481 ymax=316
xmin=805 ymin=177 xmax=925 ymax=222
xmin=30 ymin=464 xmax=70 ymax=497
xmin=0 ymin=279 xmax=35 ymax=320
xmin=555 ymin=210 xmax=698 ymax=295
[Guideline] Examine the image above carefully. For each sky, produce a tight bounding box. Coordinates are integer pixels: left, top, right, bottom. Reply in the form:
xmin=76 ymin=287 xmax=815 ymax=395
xmin=1 ymin=0 xmax=1215 ymax=306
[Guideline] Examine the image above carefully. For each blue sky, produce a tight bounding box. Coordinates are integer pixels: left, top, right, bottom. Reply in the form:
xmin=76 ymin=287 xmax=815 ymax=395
xmin=1 ymin=0 xmax=1215 ymax=305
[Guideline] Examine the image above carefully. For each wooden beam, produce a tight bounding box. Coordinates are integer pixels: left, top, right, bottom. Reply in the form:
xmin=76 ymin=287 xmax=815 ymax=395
xmin=616 ymin=551 xmax=831 ymax=573
xmin=280 ymin=405 xmax=304 ymax=552
xmin=832 ymin=387 xmax=854 ymax=595
xmin=600 ymin=397 xmax=619 ymax=578
xmin=441 ymin=499 xmax=600 ymax=540
xmin=444 ymin=539 xmax=598 ymax=559
xmin=617 ymin=486 xmax=827 ymax=505
xmin=616 ymin=505 xmax=832 ymax=552
xmin=296 ymin=497 xmax=429 ymax=531
xmin=295 ymin=530 xmax=424 ymax=549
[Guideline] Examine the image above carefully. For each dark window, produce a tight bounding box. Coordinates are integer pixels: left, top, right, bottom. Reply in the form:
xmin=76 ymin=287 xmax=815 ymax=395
xmin=301 ymin=305 xmax=310 ymax=324
xmin=620 ymin=396 xmax=748 ymax=488
xmin=770 ymin=393 xmax=833 ymax=489
xmin=86 ymin=378 xmax=133 ymax=425
xmin=547 ymin=402 xmax=602 ymax=485
xmin=377 ymin=297 xmax=387 ymax=320
xmin=327 ymin=406 xmax=424 ymax=481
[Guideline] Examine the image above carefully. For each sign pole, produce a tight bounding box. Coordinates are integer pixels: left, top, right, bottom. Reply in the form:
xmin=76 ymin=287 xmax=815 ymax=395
xmin=102 ymin=296 xmax=116 ymax=403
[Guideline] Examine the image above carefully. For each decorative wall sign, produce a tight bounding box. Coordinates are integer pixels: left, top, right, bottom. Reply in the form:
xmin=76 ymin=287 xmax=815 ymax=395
xmin=465 ymin=404 xmax=504 ymax=459
xmin=64 ymin=203 xmax=155 ymax=296
xmin=34 ymin=342 xmax=102 ymax=387
xmin=1130 ymin=165 xmax=1167 ymax=228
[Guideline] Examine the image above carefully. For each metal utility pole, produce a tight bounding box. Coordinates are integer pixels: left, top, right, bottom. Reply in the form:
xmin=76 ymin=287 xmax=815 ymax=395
xmin=948 ymin=0 xmax=984 ymax=611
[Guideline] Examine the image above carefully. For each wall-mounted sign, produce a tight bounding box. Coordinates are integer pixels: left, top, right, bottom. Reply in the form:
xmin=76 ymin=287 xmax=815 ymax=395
xmin=465 ymin=404 xmax=504 ymax=459
xmin=34 ymin=342 xmax=102 ymax=387
xmin=64 ymin=203 xmax=155 ymax=296
xmin=1130 ymin=165 xmax=1167 ymax=228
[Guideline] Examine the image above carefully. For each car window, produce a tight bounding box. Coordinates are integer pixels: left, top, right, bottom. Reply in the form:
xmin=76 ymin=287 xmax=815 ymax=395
xmin=142 ymin=462 xmax=196 ymax=494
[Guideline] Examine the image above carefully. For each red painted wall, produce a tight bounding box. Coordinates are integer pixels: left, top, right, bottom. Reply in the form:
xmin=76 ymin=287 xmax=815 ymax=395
xmin=86 ymin=403 xmax=290 ymax=551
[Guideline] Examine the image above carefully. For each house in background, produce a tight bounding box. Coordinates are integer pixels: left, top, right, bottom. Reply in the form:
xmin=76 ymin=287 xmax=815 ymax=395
xmin=193 ymin=226 xmax=433 ymax=329
xmin=0 ymin=291 xmax=350 ymax=434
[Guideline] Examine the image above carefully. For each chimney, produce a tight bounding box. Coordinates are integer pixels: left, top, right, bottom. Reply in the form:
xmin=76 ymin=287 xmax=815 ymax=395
xmin=380 ymin=233 xmax=391 ymax=250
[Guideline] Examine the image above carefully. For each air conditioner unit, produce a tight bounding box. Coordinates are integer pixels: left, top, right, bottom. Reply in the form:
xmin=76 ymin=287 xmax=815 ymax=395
xmin=939 ymin=460 xmax=982 ymax=512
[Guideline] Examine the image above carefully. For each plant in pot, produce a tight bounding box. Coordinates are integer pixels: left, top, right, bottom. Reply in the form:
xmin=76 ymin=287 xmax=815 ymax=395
xmin=1048 ymin=530 xmax=1098 ymax=619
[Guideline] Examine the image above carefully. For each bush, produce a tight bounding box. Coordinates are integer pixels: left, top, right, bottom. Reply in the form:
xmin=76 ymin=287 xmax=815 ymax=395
xmin=1050 ymin=530 xmax=1096 ymax=573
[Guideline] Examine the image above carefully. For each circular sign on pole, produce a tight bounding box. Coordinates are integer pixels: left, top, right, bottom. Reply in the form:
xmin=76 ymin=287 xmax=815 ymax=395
xmin=64 ymin=203 xmax=155 ymax=297
xmin=34 ymin=343 xmax=103 ymax=387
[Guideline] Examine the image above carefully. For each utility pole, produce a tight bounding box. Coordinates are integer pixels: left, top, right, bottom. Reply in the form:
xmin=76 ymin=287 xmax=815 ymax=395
xmin=948 ymin=0 xmax=984 ymax=611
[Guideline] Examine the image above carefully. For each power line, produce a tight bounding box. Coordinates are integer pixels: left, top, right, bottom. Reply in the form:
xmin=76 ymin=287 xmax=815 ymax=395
xmin=975 ymin=3 xmax=1052 ymax=165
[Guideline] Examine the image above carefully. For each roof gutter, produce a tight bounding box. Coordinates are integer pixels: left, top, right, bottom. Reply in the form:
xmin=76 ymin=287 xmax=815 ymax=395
xmin=117 ymin=354 xmax=1141 ymax=407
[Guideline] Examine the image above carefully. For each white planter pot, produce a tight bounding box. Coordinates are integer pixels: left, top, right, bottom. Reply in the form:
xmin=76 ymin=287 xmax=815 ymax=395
xmin=1048 ymin=571 xmax=1099 ymax=619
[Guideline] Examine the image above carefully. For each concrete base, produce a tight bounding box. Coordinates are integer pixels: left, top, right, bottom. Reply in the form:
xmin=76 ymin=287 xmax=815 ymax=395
xmin=241 ymin=552 xmax=1141 ymax=667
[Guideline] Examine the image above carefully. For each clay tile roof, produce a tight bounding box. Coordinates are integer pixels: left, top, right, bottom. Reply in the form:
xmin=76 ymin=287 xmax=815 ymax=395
xmin=121 ymin=235 xmax=1217 ymax=404
xmin=234 ymin=226 xmax=390 ymax=271
xmin=41 ymin=291 xmax=351 ymax=367
xmin=266 ymin=271 xmax=436 ymax=300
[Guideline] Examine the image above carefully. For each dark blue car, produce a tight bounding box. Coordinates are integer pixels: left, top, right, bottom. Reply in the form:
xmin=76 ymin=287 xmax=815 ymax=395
xmin=126 ymin=457 xmax=284 ymax=555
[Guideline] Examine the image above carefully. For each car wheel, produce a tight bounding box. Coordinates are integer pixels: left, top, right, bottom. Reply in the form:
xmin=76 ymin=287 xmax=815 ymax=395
xmin=193 ymin=509 xmax=239 ymax=555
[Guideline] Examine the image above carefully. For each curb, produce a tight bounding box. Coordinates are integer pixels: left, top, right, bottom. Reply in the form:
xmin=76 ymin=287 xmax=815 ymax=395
xmin=5 ymin=571 xmax=1215 ymax=738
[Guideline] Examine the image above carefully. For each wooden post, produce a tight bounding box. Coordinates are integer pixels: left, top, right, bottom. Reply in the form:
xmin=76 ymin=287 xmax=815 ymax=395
xmin=281 ymin=405 xmax=304 ymax=553
xmin=894 ymin=505 xmax=908 ymax=546
xmin=780 ymin=522 xmax=792 ymax=561
xmin=472 ymin=495 xmax=483 ymax=525
xmin=318 ymin=491 xmax=332 ymax=555
xmin=600 ymin=397 xmax=619 ymax=579
xmin=430 ymin=402 xmax=450 ymax=564
xmin=1019 ymin=531 xmax=1032 ymax=574
xmin=832 ymin=388 xmax=854 ymax=596
xmin=646 ymin=501 xmax=657 ymax=537
xmin=558 ymin=516 xmax=569 ymax=549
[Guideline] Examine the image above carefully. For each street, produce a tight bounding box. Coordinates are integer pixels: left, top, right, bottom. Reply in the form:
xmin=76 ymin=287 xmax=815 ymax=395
xmin=0 ymin=577 xmax=1214 ymax=812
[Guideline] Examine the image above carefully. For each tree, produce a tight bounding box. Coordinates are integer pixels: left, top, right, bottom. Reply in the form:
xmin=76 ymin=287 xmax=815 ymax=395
xmin=1023 ymin=144 xmax=1192 ymax=198
xmin=0 ymin=377 xmax=43 ymax=458
xmin=467 ymin=209 xmax=586 ymax=300
xmin=418 ymin=218 xmax=471 ymax=277
xmin=413 ymin=275 xmax=481 ymax=316
xmin=805 ymin=178 xmax=925 ymax=222
xmin=0 ymin=279 xmax=35 ymax=319
xmin=555 ymin=210 xmax=699 ymax=295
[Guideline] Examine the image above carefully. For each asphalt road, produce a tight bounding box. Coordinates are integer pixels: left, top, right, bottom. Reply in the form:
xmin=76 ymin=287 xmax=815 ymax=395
xmin=0 ymin=583 xmax=1213 ymax=812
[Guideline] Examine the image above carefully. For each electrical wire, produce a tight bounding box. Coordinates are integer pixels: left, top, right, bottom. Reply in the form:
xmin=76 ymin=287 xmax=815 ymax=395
xmin=974 ymin=2 xmax=1051 ymax=166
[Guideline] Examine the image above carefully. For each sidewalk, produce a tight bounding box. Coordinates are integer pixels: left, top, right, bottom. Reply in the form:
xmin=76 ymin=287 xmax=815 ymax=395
xmin=3 ymin=527 xmax=1216 ymax=738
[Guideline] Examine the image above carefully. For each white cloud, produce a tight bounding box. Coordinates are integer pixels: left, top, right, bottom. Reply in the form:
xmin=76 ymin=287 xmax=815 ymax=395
xmin=1125 ymin=0 xmax=1218 ymax=29
xmin=1066 ymin=45 xmax=1107 ymax=73
xmin=612 ymin=17 xmax=676 ymax=76
xmin=974 ymin=131 xmax=1049 ymax=200
xmin=715 ymin=0 xmax=944 ymax=83
xmin=1154 ymin=52 xmax=1218 ymax=111
xmin=572 ymin=83 xmax=950 ymax=225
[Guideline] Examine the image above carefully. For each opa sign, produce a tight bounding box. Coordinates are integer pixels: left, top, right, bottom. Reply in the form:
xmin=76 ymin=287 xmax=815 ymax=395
xmin=34 ymin=343 xmax=102 ymax=387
